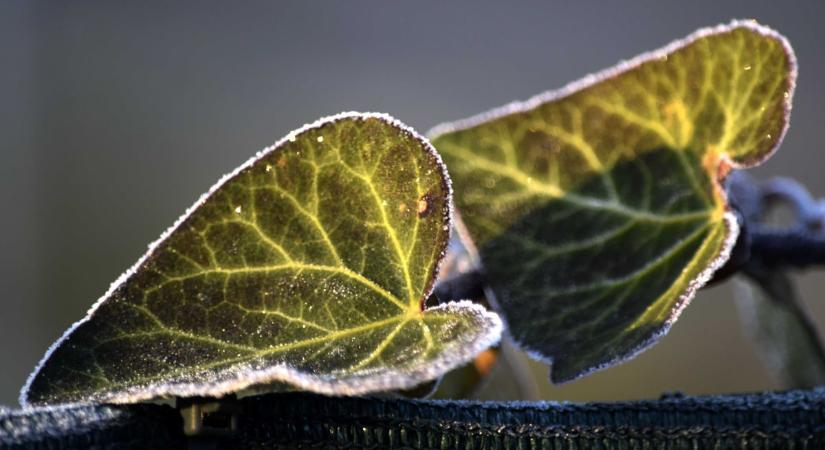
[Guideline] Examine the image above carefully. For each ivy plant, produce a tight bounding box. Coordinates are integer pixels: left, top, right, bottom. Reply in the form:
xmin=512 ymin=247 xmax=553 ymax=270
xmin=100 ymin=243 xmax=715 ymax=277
xmin=21 ymin=20 xmax=815 ymax=407
xmin=429 ymin=20 xmax=795 ymax=382
xmin=21 ymin=114 xmax=502 ymax=406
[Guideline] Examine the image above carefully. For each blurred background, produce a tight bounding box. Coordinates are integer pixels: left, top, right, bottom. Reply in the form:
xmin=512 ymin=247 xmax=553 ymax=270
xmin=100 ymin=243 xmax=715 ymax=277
xmin=2 ymin=1 xmax=824 ymax=407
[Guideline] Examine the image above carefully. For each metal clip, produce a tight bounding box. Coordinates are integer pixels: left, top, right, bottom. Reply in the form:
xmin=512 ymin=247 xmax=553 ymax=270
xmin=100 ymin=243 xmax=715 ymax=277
xmin=177 ymin=396 xmax=240 ymax=438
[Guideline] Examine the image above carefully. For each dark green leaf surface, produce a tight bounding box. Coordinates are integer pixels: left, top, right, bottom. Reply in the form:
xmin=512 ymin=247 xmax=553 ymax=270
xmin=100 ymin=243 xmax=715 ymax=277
xmin=430 ymin=21 xmax=795 ymax=382
xmin=22 ymin=113 xmax=502 ymax=406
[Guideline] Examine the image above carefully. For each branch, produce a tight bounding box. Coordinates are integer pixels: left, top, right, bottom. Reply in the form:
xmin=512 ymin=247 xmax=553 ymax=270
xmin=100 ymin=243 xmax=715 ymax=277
xmin=431 ymin=270 xmax=486 ymax=305
xmin=726 ymin=172 xmax=825 ymax=270
xmin=749 ymin=228 xmax=825 ymax=268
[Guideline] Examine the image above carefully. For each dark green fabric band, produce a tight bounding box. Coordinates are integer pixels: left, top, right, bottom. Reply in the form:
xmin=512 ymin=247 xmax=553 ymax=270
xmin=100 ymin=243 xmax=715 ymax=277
xmin=3 ymin=389 xmax=824 ymax=449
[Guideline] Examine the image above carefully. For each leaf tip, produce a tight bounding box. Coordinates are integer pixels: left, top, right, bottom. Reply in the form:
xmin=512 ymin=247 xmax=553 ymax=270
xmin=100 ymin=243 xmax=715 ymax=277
xmin=543 ymin=211 xmax=741 ymax=384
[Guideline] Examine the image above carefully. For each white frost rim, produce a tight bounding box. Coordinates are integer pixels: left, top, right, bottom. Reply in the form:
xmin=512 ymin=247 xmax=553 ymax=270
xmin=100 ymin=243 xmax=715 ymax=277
xmin=34 ymin=300 xmax=502 ymax=407
xmin=20 ymin=111 xmax=502 ymax=407
xmin=427 ymin=19 xmax=797 ymax=168
xmin=426 ymin=19 xmax=796 ymax=382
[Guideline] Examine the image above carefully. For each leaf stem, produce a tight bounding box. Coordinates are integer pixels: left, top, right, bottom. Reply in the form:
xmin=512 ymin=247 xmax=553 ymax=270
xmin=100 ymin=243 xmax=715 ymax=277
xmin=749 ymin=228 xmax=825 ymax=268
xmin=725 ymin=171 xmax=825 ymax=270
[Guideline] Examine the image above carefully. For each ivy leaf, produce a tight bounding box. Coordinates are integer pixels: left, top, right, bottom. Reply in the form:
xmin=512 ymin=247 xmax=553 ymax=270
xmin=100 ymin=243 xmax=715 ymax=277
xmin=735 ymin=269 xmax=825 ymax=388
xmin=429 ymin=21 xmax=795 ymax=382
xmin=21 ymin=113 xmax=502 ymax=406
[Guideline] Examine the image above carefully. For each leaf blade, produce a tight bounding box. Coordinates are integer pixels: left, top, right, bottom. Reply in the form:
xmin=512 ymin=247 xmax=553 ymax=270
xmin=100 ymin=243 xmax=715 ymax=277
xmin=430 ymin=21 xmax=795 ymax=382
xmin=22 ymin=113 xmax=502 ymax=406
xmin=735 ymin=273 xmax=825 ymax=389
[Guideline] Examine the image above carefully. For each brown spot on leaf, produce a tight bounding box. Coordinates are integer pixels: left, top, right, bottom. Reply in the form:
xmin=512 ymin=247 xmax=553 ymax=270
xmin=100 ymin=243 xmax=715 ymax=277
xmin=417 ymin=193 xmax=432 ymax=218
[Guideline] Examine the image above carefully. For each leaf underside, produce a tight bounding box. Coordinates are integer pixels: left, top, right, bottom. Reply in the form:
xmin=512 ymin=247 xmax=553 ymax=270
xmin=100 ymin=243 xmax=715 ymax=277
xmin=734 ymin=274 xmax=825 ymax=389
xmin=22 ymin=113 xmax=502 ymax=406
xmin=430 ymin=21 xmax=795 ymax=382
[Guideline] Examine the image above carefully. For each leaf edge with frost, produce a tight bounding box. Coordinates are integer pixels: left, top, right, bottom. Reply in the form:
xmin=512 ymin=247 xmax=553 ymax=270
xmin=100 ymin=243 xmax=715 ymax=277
xmin=428 ymin=19 xmax=796 ymax=383
xmin=20 ymin=112 xmax=503 ymax=406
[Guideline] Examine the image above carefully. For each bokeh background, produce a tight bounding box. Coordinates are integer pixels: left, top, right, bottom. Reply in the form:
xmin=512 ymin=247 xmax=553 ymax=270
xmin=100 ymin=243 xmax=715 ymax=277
xmin=2 ymin=1 xmax=824 ymax=407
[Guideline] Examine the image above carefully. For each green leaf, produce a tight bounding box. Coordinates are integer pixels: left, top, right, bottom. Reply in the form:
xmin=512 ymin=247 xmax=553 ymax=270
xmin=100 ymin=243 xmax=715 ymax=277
xmin=735 ymin=272 xmax=825 ymax=389
xmin=21 ymin=113 xmax=502 ymax=406
xmin=429 ymin=21 xmax=795 ymax=382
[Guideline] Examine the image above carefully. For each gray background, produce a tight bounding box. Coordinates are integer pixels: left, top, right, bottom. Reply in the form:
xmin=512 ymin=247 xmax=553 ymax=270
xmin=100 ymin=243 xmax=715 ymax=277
xmin=2 ymin=1 xmax=824 ymax=406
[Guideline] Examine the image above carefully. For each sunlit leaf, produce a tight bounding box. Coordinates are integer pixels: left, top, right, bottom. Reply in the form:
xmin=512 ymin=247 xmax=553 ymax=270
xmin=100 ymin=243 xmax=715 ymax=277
xmin=22 ymin=113 xmax=502 ymax=406
xmin=430 ymin=21 xmax=795 ymax=382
